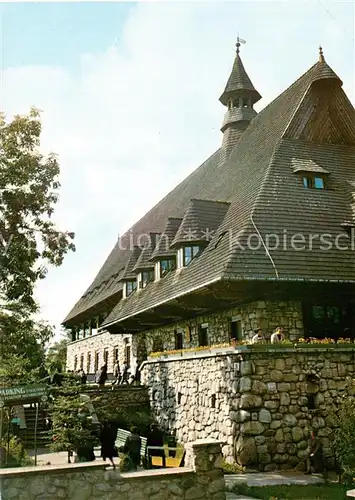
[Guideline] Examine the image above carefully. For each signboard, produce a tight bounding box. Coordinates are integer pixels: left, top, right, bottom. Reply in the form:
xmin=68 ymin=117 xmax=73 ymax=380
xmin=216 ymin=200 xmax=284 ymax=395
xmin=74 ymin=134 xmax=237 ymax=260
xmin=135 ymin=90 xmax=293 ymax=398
xmin=0 ymin=385 xmax=48 ymax=405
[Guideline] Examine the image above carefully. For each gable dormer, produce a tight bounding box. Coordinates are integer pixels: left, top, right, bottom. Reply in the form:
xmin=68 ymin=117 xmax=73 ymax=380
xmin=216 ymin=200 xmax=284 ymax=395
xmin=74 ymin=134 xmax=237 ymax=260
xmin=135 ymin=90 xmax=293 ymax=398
xmin=292 ymin=159 xmax=330 ymax=190
xmin=133 ymin=233 xmax=160 ymax=289
xmin=120 ymin=245 xmax=141 ymax=298
xmin=170 ymin=199 xmax=230 ymax=268
xmin=150 ymin=218 xmax=182 ymax=280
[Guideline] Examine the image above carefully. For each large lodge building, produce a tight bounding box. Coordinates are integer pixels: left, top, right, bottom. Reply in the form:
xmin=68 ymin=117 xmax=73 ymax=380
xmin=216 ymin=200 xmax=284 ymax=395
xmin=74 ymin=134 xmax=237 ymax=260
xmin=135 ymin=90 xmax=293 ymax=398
xmin=64 ymin=42 xmax=355 ymax=374
xmin=63 ymin=42 xmax=355 ymax=469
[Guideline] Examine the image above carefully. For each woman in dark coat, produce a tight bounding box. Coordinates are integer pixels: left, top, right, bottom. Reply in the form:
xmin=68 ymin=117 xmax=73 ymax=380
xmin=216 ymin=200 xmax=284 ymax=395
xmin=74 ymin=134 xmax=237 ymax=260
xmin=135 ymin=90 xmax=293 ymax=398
xmin=95 ymin=363 xmax=108 ymax=390
xmin=100 ymin=420 xmax=116 ymax=469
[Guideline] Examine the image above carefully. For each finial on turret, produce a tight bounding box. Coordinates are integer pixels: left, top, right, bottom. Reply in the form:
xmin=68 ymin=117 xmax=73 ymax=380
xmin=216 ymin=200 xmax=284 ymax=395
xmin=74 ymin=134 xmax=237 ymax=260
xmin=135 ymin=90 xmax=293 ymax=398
xmin=319 ymin=45 xmax=325 ymax=62
xmin=236 ymin=35 xmax=246 ymax=55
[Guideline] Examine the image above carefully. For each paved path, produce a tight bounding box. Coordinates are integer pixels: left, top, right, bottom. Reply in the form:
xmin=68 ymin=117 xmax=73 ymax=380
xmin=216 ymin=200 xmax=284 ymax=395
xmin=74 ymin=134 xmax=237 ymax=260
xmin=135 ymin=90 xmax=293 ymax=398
xmin=225 ymin=471 xmax=324 ymax=491
xmin=226 ymin=494 xmax=258 ymax=500
xmin=28 ymin=448 xmax=105 ymax=466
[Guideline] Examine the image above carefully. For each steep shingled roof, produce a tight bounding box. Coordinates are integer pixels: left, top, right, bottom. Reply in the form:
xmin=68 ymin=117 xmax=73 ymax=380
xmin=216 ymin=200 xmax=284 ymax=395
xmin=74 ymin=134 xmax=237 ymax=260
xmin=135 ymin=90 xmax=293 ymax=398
xmin=171 ymin=199 xmax=230 ymax=247
xmin=101 ymin=57 xmax=355 ymax=329
xmin=64 ymin=55 xmax=355 ymax=327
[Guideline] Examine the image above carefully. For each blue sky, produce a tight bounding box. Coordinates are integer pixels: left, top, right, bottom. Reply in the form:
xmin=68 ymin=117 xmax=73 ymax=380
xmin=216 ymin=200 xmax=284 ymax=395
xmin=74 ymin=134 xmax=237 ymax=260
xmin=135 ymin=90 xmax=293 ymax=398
xmin=1 ymin=3 xmax=134 ymax=69
xmin=0 ymin=2 xmax=354 ymax=337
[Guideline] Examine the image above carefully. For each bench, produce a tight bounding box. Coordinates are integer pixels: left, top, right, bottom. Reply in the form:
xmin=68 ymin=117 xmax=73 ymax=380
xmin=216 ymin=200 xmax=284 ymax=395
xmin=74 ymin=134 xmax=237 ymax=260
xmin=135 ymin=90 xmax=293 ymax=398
xmin=115 ymin=428 xmax=147 ymax=459
xmin=115 ymin=428 xmax=185 ymax=467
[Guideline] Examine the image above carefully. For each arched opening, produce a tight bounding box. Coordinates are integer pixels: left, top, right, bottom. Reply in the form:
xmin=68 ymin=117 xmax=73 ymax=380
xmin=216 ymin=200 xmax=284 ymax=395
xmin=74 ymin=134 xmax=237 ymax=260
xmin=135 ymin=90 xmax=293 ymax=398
xmin=305 ymin=374 xmax=319 ymax=410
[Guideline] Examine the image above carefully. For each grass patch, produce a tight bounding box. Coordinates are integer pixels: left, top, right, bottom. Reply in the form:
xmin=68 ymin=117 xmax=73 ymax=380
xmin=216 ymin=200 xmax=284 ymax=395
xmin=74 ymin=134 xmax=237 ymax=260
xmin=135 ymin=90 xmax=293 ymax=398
xmin=233 ymin=482 xmax=348 ymax=499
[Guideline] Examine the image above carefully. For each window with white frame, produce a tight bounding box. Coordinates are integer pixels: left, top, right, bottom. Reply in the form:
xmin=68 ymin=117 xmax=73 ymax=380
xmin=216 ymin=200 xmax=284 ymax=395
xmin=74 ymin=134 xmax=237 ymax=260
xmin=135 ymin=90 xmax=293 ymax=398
xmin=159 ymin=258 xmax=176 ymax=277
xmin=123 ymin=280 xmax=137 ymax=298
xmin=138 ymin=270 xmax=154 ymax=288
xmin=182 ymin=245 xmax=201 ymax=266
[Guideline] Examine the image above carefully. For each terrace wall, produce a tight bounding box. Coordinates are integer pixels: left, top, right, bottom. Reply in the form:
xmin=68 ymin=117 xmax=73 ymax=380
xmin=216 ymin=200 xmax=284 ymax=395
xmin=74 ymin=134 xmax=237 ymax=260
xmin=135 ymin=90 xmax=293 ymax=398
xmin=142 ymin=345 xmax=355 ymax=471
xmin=143 ymin=300 xmax=304 ymax=352
xmin=66 ymin=301 xmax=304 ymax=375
xmin=1 ymin=440 xmax=225 ymax=500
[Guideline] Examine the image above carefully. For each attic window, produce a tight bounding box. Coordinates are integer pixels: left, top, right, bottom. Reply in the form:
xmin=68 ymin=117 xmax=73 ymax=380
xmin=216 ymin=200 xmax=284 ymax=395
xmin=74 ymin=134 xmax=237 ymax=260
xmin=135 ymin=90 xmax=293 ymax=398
xmin=303 ymin=175 xmax=325 ymax=190
xmin=183 ymin=245 xmax=201 ymax=266
xmin=160 ymin=258 xmax=176 ymax=278
xmin=138 ymin=270 xmax=154 ymax=288
xmin=125 ymin=280 xmax=137 ymax=297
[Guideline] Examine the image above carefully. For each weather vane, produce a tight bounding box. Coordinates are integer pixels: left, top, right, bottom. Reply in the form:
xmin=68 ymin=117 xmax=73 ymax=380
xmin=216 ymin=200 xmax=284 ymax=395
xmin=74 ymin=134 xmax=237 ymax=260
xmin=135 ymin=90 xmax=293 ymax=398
xmin=236 ymin=34 xmax=246 ymax=54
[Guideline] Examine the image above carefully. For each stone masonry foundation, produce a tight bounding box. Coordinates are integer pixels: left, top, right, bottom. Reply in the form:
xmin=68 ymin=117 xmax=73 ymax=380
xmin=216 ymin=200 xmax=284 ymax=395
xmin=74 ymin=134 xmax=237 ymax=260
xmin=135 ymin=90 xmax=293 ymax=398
xmin=1 ymin=439 xmax=226 ymax=500
xmin=142 ymin=345 xmax=355 ymax=471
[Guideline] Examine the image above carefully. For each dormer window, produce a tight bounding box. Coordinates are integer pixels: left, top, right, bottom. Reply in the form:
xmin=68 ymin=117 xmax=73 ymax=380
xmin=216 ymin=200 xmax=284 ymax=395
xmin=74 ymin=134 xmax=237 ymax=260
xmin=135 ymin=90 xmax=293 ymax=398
xmin=138 ymin=270 xmax=154 ymax=289
xmin=183 ymin=245 xmax=201 ymax=266
xmin=303 ymin=175 xmax=325 ymax=189
xmin=123 ymin=280 xmax=137 ymax=298
xmin=160 ymin=258 xmax=176 ymax=278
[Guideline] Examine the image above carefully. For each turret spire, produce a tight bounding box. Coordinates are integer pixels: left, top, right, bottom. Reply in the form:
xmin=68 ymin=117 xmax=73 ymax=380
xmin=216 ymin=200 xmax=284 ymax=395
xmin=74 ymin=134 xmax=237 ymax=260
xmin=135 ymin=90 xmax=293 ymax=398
xmin=219 ymin=39 xmax=261 ymax=165
xmin=319 ymin=45 xmax=325 ymax=63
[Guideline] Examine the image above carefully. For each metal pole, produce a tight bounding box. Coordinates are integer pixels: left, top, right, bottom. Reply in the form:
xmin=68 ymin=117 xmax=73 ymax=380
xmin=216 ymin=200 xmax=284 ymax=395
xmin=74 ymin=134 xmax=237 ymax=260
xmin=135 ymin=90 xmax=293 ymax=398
xmin=0 ymin=408 xmax=3 ymax=468
xmin=6 ymin=407 xmax=11 ymax=466
xmin=34 ymin=402 xmax=39 ymax=466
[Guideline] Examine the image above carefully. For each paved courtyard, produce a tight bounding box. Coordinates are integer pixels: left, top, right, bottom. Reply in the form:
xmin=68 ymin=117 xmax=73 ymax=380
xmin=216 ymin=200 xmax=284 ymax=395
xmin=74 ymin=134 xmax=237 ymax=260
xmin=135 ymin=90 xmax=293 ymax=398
xmin=224 ymin=471 xmax=324 ymax=490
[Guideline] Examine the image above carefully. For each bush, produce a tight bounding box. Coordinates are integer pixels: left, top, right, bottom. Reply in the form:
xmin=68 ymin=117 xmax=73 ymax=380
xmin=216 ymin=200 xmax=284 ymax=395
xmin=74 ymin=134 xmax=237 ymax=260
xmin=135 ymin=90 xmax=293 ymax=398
xmin=335 ymin=394 xmax=355 ymax=483
xmin=49 ymin=381 xmax=100 ymax=455
xmin=0 ymin=437 xmax=34 ymax=468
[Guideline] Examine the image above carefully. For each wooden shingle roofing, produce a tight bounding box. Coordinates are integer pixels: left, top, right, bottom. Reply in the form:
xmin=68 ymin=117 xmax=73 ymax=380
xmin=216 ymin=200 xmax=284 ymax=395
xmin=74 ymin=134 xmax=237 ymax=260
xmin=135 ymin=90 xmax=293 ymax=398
xmin=63 ymin=55 xmax=355 ymax=326
xmin=120 ymin=245 xmax=142 ymax=280
xmin=133 ymin=233 xmax=160 ymax=271
xmin=171 ymin=199 xmax=230 ymax=247
xmin=219 ymin=51 xmax=262 ymax=106
xmin=150 ymin=218 xmax=183 ymax=260
xmin=292 ymin=159 xmax=329 ymax=174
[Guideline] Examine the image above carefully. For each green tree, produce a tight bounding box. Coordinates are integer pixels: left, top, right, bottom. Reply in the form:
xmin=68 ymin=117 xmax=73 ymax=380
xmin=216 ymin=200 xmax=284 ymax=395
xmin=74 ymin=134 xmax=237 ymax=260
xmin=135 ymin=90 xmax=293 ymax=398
xmin=45 ymin=335 xmax=69 ymax=374
xmin=0 ymin=108 xmax=75 ymax=386
xmin=335 ymin=391 xmax=355 ymax=482
xmin=0 ymin=108 xmax=75 ymax=312
xmin=0 ymin=305 xmax=54 ymax=385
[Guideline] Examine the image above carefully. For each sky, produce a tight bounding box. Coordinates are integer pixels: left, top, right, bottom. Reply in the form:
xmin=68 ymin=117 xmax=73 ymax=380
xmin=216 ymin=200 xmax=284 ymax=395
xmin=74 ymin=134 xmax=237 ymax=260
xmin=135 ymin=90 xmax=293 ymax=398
xmin=0 ymin=1 xmax=354 ymax=338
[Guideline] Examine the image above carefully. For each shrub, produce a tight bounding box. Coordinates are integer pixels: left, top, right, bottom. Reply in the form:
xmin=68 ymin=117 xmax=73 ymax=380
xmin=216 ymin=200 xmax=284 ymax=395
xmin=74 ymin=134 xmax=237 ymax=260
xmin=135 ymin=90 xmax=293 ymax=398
xmin=335 ymin=392 xmax=355 ymax=483
xmin=0 ymin=437 xmax=34 ymax=468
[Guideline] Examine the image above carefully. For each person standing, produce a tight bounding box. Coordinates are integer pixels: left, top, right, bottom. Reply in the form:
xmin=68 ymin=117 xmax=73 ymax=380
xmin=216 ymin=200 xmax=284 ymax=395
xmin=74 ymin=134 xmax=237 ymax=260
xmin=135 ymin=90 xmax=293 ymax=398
xmin=95 ymin=363 xmax=108 ymax=390
xmin=123 ymin=426 xmax=142 ymax=471
xmin=119 ymin=361 xmax=129 ymax=385
xmin=79 ymin=369 xmax=87 ymax=384
xmin=271 ymin=327 xmax=285 ymax=344
xmin=146 ymin=424 xmax=166 ymax=468
xmin=306 ymin=431 xmax=324 ymax=474
xmin=111 ymin=361 xmax=121 ymax=389
xmin=251 ymin=328 xmax=265 ymax=344
xmin=100 ymin=420 xmax=116 ymax=470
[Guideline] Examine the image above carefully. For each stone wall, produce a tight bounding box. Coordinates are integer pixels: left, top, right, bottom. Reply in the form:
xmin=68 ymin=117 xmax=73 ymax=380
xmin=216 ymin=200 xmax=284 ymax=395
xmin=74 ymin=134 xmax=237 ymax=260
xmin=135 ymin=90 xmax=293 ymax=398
xmin=66 ymin=300 xmax=303 ymax=375
xmin=143 ymin=300 xmax=303 ymax=353
xmin=87 ymin=386 xmax=150 ymax=411
xmin=141 ymin=345 xmax=355 ymax=471
xmin=1 ymin=440 xmax=226 ymax=500
xmin=66 ymin=331 xmax=135 ymax=375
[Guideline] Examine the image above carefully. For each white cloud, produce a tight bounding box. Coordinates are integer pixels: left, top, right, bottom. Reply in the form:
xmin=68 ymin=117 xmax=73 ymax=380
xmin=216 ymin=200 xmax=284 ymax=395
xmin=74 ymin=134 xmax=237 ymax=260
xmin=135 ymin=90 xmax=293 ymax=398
xmin=1 ymin=2 xmax=354 ymax=335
